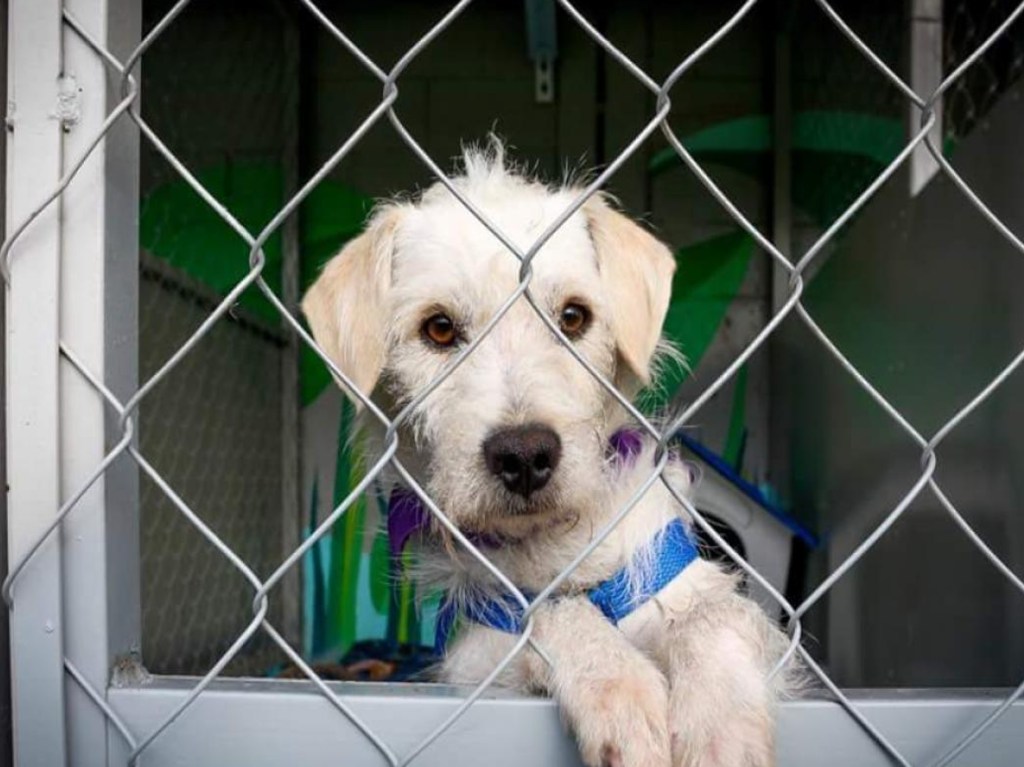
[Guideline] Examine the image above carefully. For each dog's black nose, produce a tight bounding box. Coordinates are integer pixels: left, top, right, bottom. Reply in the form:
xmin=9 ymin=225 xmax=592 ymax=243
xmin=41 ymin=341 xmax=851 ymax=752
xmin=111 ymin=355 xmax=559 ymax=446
xmin=482 ymin=425 xmax=562 ymax=498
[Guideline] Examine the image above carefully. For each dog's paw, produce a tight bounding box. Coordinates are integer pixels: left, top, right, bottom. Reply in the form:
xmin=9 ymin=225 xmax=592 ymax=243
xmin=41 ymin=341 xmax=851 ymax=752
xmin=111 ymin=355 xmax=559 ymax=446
xmin=668 ymin=685 xmax=774 ymax=767
xmin=574 ymin=672 xmax=671 ymax=767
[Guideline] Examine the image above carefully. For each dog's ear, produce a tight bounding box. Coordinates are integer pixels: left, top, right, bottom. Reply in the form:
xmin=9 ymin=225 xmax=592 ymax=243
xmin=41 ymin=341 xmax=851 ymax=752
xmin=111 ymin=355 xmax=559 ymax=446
xmin=585 ymin=195 xmax=676 ymax=387
xmin=302 ymin=207 xmax=403 ymax=405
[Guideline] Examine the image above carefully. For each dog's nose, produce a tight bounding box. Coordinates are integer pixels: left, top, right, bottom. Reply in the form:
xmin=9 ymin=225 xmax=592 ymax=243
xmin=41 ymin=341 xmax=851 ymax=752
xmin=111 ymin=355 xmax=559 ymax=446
xmin=482 ymin=425 xmax=562 ymax=498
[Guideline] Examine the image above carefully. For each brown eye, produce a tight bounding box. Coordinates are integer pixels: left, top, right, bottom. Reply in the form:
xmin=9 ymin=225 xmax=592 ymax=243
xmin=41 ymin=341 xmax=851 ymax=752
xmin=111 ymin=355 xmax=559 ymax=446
xmin=559 ymin=302 xmax=591 ymax=338
xmin=421 ymin=313 xmax=459 ymax=348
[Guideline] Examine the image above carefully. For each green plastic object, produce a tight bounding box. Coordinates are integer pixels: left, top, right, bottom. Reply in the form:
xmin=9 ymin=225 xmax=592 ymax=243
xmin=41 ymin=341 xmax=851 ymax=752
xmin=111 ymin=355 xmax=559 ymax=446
xmin=649 ymin=110 xmax=918 ymax=226
xmin=647 ymin=230 xmax=754 ymax=413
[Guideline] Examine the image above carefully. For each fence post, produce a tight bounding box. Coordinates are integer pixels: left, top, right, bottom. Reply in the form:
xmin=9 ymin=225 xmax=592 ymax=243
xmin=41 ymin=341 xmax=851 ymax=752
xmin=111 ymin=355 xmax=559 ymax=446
xmin=279 ymin=2 xmax=304 ymax=650
xmin=59 ymin=0 xmax=141 ymax=765
xmin=5 ymin=0 xmax=69 ymax=764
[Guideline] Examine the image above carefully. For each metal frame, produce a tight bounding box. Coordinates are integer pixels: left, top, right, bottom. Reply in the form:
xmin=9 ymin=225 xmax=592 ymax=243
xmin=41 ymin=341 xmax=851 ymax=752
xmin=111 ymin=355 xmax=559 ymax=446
xmin=61 ymin=3 xmax=142 ymax=765
xmin=6 ymin=1 xmax=69 ymax=763
xmin=104 ymin=682 xmax=1024 ymax=767
xmin=5 ymin=1 xmax=142 ymax=764
xmin=4 ymin=0 xmax=1024 ymax=765
xmin=0 ymin=0 xmax=14 ymax=764
xmin=277 ymin=0 xmax=305 ymax=654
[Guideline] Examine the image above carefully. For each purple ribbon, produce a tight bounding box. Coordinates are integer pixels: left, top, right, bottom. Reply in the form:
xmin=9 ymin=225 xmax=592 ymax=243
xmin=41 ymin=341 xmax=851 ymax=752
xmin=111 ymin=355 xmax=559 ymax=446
xmin=386 ymin=428 xmax=644 ymax=557
xmin=606 ymin=427 xmax=643 ymax=464
xmin=387 ymin=488 xmax=431 ymax=557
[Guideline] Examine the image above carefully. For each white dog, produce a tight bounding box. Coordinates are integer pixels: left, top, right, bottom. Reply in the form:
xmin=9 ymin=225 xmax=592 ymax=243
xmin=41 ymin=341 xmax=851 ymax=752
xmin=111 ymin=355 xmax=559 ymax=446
xmin=303 ymin=143 xmax=793 ymax=767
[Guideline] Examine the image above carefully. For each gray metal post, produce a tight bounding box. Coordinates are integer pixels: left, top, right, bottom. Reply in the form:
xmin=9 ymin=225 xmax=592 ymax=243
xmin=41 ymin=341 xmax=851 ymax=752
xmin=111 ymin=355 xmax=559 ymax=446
xmin=909 ymin=0 xmax=942 ymax=195
xmin=0 ymin=0 xmax=13 ymax=764
xmin=771 ymin=23 xmax=792 ymax=300
xmin=769 ymin=2 xmax=794 ymax=509
xmin=59 ymin=1 xmax=141 ymax=764
xmin=279 ymin=3 xmax=303 ymax=648
xmin=5 ymin=1 xmax=68 ymax=764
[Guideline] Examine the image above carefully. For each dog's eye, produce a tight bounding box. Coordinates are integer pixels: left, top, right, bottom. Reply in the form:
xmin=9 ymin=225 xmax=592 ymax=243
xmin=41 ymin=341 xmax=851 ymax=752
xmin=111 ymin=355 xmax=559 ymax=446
xmin=559 ymin=303 xmax=591 ymax=338
xmin=421 ymin=313 xmax=459 ymax=348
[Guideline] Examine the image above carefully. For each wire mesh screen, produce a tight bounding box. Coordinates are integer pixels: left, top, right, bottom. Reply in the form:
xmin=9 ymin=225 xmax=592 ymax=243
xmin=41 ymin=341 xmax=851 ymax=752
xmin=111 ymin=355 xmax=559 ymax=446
xmin=138 ymin=256 xmax=288 ymax=676
xmin=946 ymin=0 xmax=1024 ymax=140
xmin=136 ymin=0 xmax=301 ymax=675
xmin=790 ymin=3 xmax=907 ymax=238
xmin=4 ymin=0 xmax=1024 ymax=765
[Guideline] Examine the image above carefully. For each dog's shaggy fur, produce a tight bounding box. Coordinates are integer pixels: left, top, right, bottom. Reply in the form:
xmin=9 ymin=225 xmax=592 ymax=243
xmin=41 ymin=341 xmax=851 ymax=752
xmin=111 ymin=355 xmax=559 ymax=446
xmin=303 ymin=143 xmax=794 ymax=767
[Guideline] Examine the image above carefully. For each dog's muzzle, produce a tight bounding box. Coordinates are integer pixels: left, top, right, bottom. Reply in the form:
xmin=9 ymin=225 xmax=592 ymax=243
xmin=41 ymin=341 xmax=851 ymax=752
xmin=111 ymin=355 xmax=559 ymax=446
xmin=482 ymin=424 xmax=561 ymax=499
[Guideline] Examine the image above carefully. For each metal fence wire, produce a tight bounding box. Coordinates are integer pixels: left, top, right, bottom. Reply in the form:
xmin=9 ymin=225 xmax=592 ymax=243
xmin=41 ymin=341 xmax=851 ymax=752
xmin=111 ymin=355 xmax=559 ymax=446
xmin=135 ymin=0 xmax=303 ymax=677
xmin=138 ymin=255 xmax=291 ymax=677
xmin=4 ymin=0 xmax=1024 ymax=766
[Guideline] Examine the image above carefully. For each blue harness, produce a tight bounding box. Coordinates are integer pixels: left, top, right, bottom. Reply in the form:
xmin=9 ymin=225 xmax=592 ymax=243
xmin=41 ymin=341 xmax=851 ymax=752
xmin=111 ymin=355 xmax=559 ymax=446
xmin=385 ymin=428 xmax=701 ymax=654
xmin=433 ymin=517 xmax=699 ymax=653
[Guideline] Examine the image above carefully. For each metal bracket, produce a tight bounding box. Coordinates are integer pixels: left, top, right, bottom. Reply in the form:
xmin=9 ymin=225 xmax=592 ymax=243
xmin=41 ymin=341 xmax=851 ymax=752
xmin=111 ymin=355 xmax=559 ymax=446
xmin=56 ymin=74 xmax=82 ymax=132
xmin=525 ymin=0 xmax=557 ymax=104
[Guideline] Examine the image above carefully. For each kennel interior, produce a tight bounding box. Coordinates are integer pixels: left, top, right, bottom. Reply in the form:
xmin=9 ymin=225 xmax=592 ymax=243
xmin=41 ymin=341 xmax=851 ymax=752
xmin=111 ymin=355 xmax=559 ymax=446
xmin=8 ymin=0 xmax=1024 ymax=763
xmin=129 ymin=0 xmax=1024 ymax=693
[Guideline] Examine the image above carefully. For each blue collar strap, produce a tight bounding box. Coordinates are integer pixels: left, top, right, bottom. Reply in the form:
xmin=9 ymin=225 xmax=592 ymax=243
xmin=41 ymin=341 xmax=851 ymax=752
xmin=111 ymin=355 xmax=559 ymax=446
xmin=434 ymin=517 xmax=699 ymax=654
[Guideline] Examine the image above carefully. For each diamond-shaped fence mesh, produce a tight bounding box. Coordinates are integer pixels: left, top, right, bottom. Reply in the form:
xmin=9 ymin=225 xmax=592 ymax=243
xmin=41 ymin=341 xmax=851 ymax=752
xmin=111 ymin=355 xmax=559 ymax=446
xmin=134 ymin=0 xmax=306 ymax=678
xmin=946 ymin=0 xmax=1024 ymax=141
xmin=3 ymin=0 xmax=1024 ymax=765
xmin=139 ymin=255 xmax=291 ymax=676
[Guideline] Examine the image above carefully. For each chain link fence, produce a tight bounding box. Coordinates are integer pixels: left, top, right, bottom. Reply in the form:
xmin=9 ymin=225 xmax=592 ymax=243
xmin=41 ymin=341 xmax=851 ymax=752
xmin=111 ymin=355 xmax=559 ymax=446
xmin=136 ymin=0 xmax=303 ymax=675
xmin=946 ymin=0 xmax=1024 ymax=140
xmin=4 ymin=0 xmax=1024 ymax=765
xmin=138 ymin=255 xmax=290 ymax=676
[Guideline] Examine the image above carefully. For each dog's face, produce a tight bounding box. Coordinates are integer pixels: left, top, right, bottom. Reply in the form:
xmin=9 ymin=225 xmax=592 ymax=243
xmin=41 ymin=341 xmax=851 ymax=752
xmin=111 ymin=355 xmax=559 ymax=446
xmin=303 ymin=154 xmax=675 ymax=539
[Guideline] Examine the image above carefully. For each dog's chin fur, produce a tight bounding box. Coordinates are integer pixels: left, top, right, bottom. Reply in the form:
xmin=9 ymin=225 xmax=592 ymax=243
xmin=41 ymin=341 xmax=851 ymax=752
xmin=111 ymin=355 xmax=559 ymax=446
xmin=409 ymin=438 xmax=695 ymax=595
xmin=303 ymin=140 xmax=796 ymax=767
xmin=449 ymin=494 xmax=580 ymax=540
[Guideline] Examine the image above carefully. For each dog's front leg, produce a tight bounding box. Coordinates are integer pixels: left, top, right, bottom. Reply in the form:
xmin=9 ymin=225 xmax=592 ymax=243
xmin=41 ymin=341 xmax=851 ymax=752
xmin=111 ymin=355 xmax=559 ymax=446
xmin=663 ymin=595 xmax=777 ymax=767
xmin=441 ymin=598 xmax=672 ymax=766
xmin=528 ymin=597 xmax=671 ymax=767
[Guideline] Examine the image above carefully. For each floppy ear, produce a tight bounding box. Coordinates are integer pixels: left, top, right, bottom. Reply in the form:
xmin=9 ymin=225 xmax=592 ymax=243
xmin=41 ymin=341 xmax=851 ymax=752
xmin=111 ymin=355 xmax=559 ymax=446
xmin=585 ymin=195 xmax=676 ymax=387
xmin=301 ymin=207 xmax=403 ymax=404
